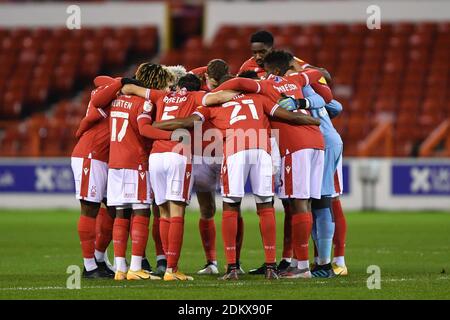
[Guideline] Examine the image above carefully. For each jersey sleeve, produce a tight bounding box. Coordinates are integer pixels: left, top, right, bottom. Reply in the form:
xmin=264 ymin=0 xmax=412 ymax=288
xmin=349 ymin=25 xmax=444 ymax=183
xmin=75 ymin=101 xmax=109 ymax=138
xmin=145 ymin=89 xmax=167 ymax=104
xmin=286 ymin=69 xmax=323 ymax=87
xmin=294 ymin=56 xmax=310 ymax=69
xmin=238 ymin=59 xmax=252 ymax=74
xmin=137 ymin=101 xmax=172 ymax=140
xmin=212 ymin=78 xmax=261 ymax=93
xmin=192 ymin=106 xmax=211 ymax=122
xmin=261 ymin=96 xmax=279 ymax=117
xmin=310 ymin=82 xmax=333 ymax=104
xmin=189 ymin=66 xmax=207 ymax=76
xmin=193 ymin=91 xmax=207 ymax=106
xmin=90 ymin=79 xmax=122 ymax=108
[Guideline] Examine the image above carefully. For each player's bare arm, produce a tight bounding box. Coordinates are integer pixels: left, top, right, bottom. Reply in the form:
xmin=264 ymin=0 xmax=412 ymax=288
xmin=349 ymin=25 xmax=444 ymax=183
xmin=152 ymin=114 xmax=202 ymax=130
xmin=203 ymin=90 xmax=241 ymax=105
xmin=212 ymin=78 xmax=261 ymax=94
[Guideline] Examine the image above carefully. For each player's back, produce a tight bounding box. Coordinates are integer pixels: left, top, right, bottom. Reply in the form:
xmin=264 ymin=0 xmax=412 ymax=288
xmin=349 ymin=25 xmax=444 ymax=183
xmin=262 ymin=74 xmax=324 ymax=156
xmin=202 ymin=93 xmax=273 ymax=156
xmin=108 ymin=94 xmax=150 ymax=170
xmin=151 ymin=89 xmax=205 ymax=154
xmin=72 ymin=100 xmax=110 ymax=163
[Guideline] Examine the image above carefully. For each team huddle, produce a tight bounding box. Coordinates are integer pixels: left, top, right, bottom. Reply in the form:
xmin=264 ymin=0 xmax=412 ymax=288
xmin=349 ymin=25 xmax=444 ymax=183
xmin=71 ymin=31 xmax=348 ymax=281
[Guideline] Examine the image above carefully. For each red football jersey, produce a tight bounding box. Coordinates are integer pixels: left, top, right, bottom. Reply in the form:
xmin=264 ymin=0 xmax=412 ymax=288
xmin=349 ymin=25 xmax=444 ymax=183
xmin=72 ymin=88 xmax=111 ymax=163
xmin=151 ymin=89 xmax=206 ymax=154
xmin=193 ymin=93 xmax=278 ymax=157
xmin=239 ymin=56 xmax=309 ymax=79
xmin=261 ymin=74 xmax=324 ymax=156
xmin=108 ymin=94 xmax=153 ymax=170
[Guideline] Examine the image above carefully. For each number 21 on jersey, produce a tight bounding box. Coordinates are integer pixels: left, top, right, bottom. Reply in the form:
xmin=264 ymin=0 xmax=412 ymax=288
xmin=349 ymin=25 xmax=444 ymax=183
xmin=224 ymin=99 xmax=259 ymax=125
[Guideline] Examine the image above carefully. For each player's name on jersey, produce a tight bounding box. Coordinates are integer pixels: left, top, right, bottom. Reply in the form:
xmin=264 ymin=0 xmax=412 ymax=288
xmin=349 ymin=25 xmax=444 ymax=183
xmin=163 ymin=95 xmax=188 ymax=104
xmin=273 ymin=83 xmax=299 ymax=94
xmin=111 ymin=99 xmax=133 ymax=110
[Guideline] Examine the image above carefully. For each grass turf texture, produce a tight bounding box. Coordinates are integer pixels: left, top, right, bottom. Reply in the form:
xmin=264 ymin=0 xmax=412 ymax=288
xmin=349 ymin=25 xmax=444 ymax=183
xmin=0 ymin=209 xmax=449 ymax=300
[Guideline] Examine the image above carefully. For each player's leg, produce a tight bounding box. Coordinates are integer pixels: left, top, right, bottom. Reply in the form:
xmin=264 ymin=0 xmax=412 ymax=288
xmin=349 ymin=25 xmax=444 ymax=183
xmin=112 ymin=207 xmax=131 ymax=280
xmin=194 ymin=157 xmax=219 ymax=274
xmin=94 ymin=202 xmax=115 ymax=276
xmin=280 ymin=199 xmax=292 ymax=271
xmin=77 ymin=200 xmax=101 ymax=276
xmin=250 ymin=149 xmax=278 ymax=279
xmin=149 ymin=153 xmax=170 ymax=275
xmin=281 ymin=150 xmax=315 ymax=278
xmin=163 ymin=153 xmax=194 ymax=281
xmin=151 ymin=204 xmax=167 ymax=275
xmin=197 ymin=191 xmax=219 ymax=274
xmin=219 ymin=151 xmax=247 ymax=280
xmin=331 ymin=147 xmax=348 ymax=274
xmin=220 ymin=200 xmax=241 ymax=280
xmin=311 ymin=146 xmax=334 ymax=271
xmin=72 ymin=157 xmax=112 ymax=278
xmin=331 ymin=196 xmax=347 ymax=274
xmin=235 ymin=208 xmax=245 ymax=274
xmin=311 ymin=197 xmax=335 ymax=273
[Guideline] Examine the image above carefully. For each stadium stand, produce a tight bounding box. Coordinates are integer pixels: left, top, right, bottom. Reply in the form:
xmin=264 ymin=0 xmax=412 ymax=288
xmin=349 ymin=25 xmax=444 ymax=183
xmin=0 ymin=22 xmax=448 ymax=157
xmin=0 ymin=26 xmax=158 ymax=156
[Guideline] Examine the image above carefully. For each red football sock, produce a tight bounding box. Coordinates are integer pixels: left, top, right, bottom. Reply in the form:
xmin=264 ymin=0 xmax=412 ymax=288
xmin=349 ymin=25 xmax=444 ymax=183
xmin=78 ymin=215 xmax=96 ymax=259
xmin=236 ymin=215 xmax=244 ymax=262
xmin=95 ymin=207 xmax=114 ymax=253
xmin=332 ymin=199 xmax=347 ymax=257
xmin=291 ymin=212 xmax=313 ymax=262
xmin=167 ymin=217 xmax=185 ymax=270
xmin=152 ymin=216 xmax=165 ymax=257
xmin=159 ymin=217 xmax=170 ymax=255
xmin=222 ymin=211 xmax=238 ymax=265
xmin=112 ymin=218 xmax=130 ymax=258
xmin=199 ymin=218 xmax=217 ymax=262
xmin=282 ymin=209 xmax=293 ymax=259
xmin=257 ymin=208 xmax=277 ymax=264
xmin=131 ymin=215 xmax=150 ymax=257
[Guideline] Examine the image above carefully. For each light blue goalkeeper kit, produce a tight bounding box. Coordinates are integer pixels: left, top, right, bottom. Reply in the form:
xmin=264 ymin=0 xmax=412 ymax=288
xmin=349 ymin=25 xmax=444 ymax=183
xmin=302 ymin=85 xmax=344 ymax=267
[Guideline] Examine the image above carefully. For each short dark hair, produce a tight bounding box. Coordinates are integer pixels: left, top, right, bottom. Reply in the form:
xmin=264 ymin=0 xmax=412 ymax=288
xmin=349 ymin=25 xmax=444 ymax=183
xmin=263 ymin=50 xmax=292 ymax=75
xmin=217 ymin=74 xmax=235 ymax=85
xmin=207 ymin=59 xmax=229 ymax=82
xmin=250 ymin=30 xmax=274 ymax=46
xmin=178 ymin=74 xmax=201 ymax=91
xmin=238 ymin=70 xmax=259 ymax=79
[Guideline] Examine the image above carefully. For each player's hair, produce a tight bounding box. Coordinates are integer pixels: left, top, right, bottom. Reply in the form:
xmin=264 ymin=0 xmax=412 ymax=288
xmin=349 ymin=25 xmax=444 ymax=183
xmin=207 ymin=59 xmax=229 ymax=82
xmin=263 ymin=50 xmax=292 ymax=75
xmin=135 ymin=63 xmax=175 ymax=90
xmin=165 ymin=65 xmax=187 ymax=85
xmin=217 ymin=74 xmax=235 ymax=85
xmin=178 ymin=74 xmax=201 ymax=91
xmin=250 ymin=30 xmax=274 ymax=46
xmin=238 ymin=70 xmax=259 ymax=79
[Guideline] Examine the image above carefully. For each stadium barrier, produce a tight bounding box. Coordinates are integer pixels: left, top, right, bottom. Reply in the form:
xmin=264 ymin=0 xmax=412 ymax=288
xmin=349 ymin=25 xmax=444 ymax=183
xmin=0 ymin=157 xmax=449 ymax=211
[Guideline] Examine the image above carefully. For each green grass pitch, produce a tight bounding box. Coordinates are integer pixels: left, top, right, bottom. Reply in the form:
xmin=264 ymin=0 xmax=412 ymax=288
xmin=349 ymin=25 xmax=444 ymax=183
xmin=0 ymin=209 xmax=449 ymax=300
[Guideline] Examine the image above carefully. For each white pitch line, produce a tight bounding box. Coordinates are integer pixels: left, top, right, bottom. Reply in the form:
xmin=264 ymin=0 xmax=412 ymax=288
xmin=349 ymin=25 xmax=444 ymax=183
xmin=0 ymin=277 xmax=448 ymax=292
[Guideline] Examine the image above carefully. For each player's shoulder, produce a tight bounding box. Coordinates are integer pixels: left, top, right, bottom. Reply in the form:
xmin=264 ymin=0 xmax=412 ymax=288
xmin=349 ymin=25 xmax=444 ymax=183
xmin=240 ymin=57 xmax=256 ymax=69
